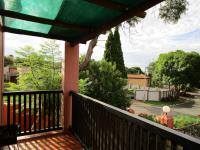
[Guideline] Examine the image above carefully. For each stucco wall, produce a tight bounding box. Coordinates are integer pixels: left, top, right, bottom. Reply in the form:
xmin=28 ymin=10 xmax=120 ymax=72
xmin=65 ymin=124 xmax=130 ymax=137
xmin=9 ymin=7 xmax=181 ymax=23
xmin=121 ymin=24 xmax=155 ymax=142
xmin=128 ymin=78 xmax=150 ymax=88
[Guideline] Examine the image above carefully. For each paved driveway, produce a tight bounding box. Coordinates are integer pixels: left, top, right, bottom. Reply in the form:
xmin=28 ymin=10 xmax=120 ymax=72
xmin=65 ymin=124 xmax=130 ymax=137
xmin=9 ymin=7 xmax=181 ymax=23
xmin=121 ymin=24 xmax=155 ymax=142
xmin=130 ymin=98 xmax=200 ymax=116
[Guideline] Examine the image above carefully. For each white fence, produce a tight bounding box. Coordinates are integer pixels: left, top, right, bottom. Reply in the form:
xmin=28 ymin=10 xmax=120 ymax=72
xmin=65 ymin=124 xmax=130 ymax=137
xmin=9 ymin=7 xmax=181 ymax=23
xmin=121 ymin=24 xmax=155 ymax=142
xmin=135 ymin=89 xmax=176 ymax=101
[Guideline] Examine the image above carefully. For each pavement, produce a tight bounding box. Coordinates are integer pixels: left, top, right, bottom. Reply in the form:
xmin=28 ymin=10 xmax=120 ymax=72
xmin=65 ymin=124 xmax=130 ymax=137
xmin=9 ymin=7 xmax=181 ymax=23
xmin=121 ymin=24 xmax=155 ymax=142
xmin=130 ymin=98 xmax=200 ymax=116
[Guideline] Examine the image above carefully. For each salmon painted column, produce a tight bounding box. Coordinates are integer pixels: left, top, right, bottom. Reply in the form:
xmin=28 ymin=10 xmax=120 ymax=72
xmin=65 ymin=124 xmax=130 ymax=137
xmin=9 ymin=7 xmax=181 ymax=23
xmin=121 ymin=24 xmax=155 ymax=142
xmin=0 ymin=22 xmax=4 ymax=125
xmin=62 ymin=42 xmax=79 ymax=132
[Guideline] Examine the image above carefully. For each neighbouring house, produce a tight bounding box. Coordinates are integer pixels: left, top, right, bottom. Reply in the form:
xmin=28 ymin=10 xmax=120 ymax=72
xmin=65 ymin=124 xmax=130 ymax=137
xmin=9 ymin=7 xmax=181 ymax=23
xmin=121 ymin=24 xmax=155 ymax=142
xmin=127 ymin=74 xmax=151 ymax=88
xmin=4 ymin=66 xmax=18 ymax=83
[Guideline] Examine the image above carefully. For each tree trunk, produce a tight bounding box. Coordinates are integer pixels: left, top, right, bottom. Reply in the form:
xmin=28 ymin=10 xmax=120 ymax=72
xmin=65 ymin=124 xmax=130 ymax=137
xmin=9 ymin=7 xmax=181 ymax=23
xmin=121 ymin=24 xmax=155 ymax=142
xmin=79 ymin=36 xmax=98 ymax=71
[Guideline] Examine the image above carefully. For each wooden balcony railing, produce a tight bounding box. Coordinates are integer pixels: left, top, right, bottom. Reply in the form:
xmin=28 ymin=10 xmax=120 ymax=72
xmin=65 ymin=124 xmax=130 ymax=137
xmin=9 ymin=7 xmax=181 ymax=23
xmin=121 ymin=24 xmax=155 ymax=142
xmin=71 ymin=92 xmax=200 ymax=150
xmin=3 ymin=90 xmax=63 ymax=136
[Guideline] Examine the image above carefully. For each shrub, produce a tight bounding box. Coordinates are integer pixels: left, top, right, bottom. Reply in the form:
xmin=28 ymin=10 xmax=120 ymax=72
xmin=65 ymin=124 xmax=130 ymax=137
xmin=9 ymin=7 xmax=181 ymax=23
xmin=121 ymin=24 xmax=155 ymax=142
xmin=80 ymin=60 xmax=130 ymax=109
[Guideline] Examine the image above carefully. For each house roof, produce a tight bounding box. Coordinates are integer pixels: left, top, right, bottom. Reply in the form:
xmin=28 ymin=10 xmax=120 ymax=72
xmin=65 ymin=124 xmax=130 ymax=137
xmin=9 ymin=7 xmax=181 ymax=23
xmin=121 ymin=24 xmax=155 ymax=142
xmin=0 ymin=0 xmax=163 ymax=44
xmin=128 ymin=74 xmax=150 ymax=79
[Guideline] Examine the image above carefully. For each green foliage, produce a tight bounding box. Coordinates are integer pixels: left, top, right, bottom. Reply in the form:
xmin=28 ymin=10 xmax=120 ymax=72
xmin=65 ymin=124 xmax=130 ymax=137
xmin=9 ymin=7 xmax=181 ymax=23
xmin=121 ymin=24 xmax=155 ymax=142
xmin=128 ymin=88 xmax=136 ymax=94
xmin=104 ymin=28 xmax=127 ymax=78
xmin=7 ymin=40 xmax=62 ymax=91
xmin=104 ymin=31 xmax=113 ymax=62
xmin=147 ymin=62 xmax=156 ymax=86
xmin=138 ymin=113 xmax=156 ymax=122
xmin=151 ymin=50 xmax=200 ymax=92
xmin=126 ymin=66 xmax=143 ymax=74
xmin=78 ymin=78 xmax=89 ymax=95
xmin=159 ymin=0 xmax=188 ymax=23
xmin=138 ymin=114 xmax=200 ymax=129
xmin=147 ymin=62 xmax=156 ymax=76
xmin=4 ymin=55 xmax=15 ymax=66
xmin=174 ymin=115 xmax=200 ymax=128
xmin=80 ymin=60 xmax=130 ymax=109
xmin=79 ymin=54 xmax=90 ymax=79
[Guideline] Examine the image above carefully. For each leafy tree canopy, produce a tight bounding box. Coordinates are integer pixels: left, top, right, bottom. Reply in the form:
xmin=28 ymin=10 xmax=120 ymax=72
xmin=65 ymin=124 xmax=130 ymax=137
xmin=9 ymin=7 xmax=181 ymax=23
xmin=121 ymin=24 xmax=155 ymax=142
xmin=7 ymin=40 xmax=62 ymax=91
xmin=151 ymin=50 xmax=200 ymax=92
xmin=159 ymin=0 xmax=188 ymax=23
xmin=4 ymin=55 xmax=15 ymax=67
xmin=126 ymin=66 xmax=144 ymax=74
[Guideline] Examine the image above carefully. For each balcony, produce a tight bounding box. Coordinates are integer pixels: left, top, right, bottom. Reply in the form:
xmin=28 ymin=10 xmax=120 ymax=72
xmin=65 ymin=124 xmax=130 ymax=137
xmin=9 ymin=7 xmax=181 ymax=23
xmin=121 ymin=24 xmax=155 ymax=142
xmin=1 ymin=90 xmax=200 ymax=150
xmin=0 ymin=0 xmax=199 ymax=149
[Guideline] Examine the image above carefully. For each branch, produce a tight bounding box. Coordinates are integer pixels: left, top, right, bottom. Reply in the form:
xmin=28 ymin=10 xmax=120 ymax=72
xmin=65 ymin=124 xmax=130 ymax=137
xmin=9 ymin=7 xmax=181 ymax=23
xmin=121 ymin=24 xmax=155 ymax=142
xmin=79 ymin=36 xmax=99 ymax=71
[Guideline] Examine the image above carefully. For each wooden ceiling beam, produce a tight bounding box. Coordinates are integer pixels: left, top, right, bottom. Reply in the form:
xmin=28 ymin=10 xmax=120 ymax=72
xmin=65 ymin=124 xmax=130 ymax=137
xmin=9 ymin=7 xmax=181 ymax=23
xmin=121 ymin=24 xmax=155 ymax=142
xmin=72 ymin=0 xmax=163 ymax=44
xmin=136 ymin=11 xmax=146 ymax=18
xmin=0 ymin=9 xmax=90 ymax=32
xmin=2 ymin=26 xmax=76 ymax=42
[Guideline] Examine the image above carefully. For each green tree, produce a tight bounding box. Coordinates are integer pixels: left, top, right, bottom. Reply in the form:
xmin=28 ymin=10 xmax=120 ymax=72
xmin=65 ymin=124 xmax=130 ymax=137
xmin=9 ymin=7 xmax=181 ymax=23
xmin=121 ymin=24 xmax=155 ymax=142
xmin=7 ymin=40 xmax=62 ymax=91
xmin=80 ymin=60 xmax=130 ymax=109
xmin=104 ymin=28 xmax=127 ymax=78
xmin=152 ymin=50 xmax=200 ymax=93
xmin=4 ymin=55 xmax=15 ymax=66
xmin=147 ymin=62 xmax=156 ymax=86
xmin=126 ymin=66 xmax=144 ymax=74
xmin=104 ymin=31 xmax=113 ymax=62
xmin=159 ymin=0 xmax=188 ymax=23
xmin=184 ymin=51 xmax=200 ymax=88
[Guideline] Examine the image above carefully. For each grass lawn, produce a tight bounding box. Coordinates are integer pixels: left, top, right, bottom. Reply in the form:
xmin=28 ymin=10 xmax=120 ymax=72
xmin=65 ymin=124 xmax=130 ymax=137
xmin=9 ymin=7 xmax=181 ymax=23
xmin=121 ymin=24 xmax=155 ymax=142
xmin=145 ymin=99 xmax=185 ymax=106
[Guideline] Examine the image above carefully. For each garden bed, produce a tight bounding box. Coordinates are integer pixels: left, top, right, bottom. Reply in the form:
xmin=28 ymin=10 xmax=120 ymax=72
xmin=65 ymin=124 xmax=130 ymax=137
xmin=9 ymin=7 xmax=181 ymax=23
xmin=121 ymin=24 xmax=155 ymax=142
xmin=138 ymin=113 xmax=200 ymax=138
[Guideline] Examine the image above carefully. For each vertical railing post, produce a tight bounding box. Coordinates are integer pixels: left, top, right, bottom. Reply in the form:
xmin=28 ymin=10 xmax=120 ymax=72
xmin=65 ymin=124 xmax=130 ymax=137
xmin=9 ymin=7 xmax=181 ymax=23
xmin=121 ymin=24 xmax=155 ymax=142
xmin=0 ymin=19 xmax=4 ymax=125
xmin=62 ymin=42 xmax=79 ymax=132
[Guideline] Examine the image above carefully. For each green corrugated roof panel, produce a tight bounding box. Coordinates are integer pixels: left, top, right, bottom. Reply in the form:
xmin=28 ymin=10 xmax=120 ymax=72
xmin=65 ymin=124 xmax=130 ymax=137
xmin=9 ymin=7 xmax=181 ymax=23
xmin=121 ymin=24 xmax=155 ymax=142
xmin=5 ymin=17 xmax=51 ymax=33
xmin=0 ymin=0 xmax=63 ymax=19
xmin=55 ymin=0 xmax=121 ymax=28
xmin=0 ymin=0 xmax=158 ymax=42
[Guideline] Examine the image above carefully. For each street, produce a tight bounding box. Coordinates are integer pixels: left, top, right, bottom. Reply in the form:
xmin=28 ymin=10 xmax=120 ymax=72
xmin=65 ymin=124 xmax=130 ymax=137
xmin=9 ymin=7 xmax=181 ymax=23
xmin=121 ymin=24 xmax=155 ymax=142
xmin=130 ymin=98 xmax=200 ymax=116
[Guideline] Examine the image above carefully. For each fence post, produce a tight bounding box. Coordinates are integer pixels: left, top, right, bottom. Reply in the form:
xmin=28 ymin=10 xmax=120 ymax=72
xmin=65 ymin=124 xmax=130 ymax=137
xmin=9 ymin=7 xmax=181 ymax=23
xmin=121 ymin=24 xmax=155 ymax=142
xmin=159 ymin=91 xmax=161 ymax=101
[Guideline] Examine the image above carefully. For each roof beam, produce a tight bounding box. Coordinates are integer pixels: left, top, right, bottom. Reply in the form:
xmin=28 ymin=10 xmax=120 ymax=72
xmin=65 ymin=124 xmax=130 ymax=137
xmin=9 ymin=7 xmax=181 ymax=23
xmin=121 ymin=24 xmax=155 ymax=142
xmin=72 ymin=0 xmax=163 ymax=44
xmin=2 ymin=26 xmax=73 ymax=42
xmin=0 ymin=9 xmax=90 ymax=32
xmin=84 ymin=0 xmax=146 ymax=18
xmin=136 ymin=11 xmax=146 ymax=18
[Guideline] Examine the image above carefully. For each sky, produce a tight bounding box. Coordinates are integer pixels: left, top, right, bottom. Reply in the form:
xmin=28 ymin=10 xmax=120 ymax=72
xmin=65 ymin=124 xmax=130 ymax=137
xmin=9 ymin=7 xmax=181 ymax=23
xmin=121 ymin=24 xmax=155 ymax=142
xmin=4 ymin=0 xmax=200 ymax=71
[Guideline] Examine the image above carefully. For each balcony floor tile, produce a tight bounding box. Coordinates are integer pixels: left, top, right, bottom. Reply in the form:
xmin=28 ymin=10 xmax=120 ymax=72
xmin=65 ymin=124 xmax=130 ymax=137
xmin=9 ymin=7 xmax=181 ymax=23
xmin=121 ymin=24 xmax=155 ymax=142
xmin=3 ymin=131 xmax=83 ymax=150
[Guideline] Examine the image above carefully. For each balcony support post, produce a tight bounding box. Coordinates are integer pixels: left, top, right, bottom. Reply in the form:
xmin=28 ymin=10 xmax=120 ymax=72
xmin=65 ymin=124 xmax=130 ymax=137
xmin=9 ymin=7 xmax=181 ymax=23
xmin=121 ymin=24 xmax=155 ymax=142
xmin=62 ymin=42 xmax=79 ymax=132
xmin=0 ymin=20 xmax=4 ymax=125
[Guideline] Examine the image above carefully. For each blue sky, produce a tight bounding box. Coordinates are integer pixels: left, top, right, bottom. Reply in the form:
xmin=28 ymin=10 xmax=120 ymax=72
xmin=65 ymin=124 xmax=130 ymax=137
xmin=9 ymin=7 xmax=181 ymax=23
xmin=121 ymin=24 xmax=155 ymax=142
xmin=171 ymin=29 xmax=200 ymax=41
xmin=4 ymin=0 xmax=200 ymax=71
